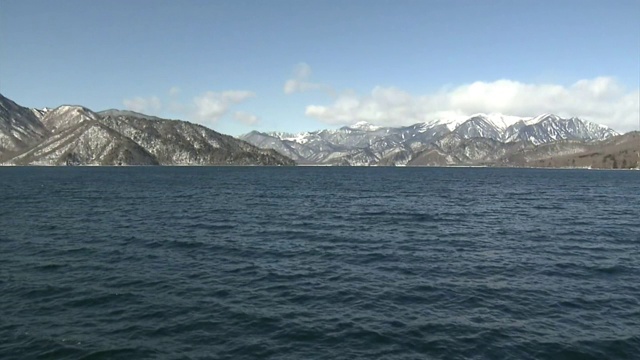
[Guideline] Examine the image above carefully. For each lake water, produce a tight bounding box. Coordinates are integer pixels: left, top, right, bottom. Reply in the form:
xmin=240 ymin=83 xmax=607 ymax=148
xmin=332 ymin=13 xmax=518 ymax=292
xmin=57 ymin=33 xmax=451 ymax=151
xmin=1 ymin=167 xmax=639 ymax=359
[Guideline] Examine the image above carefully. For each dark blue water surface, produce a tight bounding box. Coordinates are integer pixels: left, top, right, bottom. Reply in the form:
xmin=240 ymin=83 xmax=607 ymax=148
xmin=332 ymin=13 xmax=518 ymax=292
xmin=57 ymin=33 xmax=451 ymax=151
xmin=1 ymin=167 xmax=639 ymax=359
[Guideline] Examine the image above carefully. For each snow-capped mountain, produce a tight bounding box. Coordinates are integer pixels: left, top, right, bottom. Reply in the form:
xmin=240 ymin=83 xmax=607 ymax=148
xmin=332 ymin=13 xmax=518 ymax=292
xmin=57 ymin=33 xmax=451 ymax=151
xmin=242 ymin=121 xmax=451 ymax=165
xmin=0 ymin=94 xmax=51 ymax=160
xmin=348 ymin=121 xmax=382 ymax=131
xmin=240 ymin=114 xmax=618 ymax=166
xmin=503 ymin=114 xmax=616 ymax=144
xmin=0 ymin=94 xmax=294 ymax=166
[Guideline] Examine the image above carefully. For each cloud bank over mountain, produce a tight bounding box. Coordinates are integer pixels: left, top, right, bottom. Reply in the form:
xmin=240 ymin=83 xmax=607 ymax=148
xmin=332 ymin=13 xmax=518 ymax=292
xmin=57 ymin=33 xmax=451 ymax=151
xmin=125 ymin=65 xmax=638 ymax=135
xmin=304 ymin=76 xmax=638 ymax=133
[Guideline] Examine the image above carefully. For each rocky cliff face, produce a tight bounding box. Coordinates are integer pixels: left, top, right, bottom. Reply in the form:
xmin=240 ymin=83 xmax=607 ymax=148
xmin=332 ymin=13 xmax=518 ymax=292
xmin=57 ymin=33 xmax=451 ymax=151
xmin=0 ymin=94 xmax=294 ymax=166
xmin=241 ymin=114 xmax=618 ymax=166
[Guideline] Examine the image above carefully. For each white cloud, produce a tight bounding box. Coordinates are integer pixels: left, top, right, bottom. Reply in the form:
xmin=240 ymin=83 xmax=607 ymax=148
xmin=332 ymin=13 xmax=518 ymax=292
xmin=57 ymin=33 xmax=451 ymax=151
xmin=233 ymin=111 xmax=259 ymax=125
xmin=124 ymin=88 xmax=256 ymax=125
xmin=123 ymin=96 xmax=162 ymax=114
xmin=193 ymin=91 xmax=255 ymax=123
xmin=304 ymin=77 xmax=640 ymax=132
xmin=284 ymin=62 xmax=333 ymax=95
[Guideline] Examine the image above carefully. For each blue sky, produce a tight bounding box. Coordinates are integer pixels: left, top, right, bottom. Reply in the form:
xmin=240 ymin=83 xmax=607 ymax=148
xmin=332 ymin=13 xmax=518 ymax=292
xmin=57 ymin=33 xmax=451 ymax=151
xmin=1 ymin=0 xmax=639 ymax=134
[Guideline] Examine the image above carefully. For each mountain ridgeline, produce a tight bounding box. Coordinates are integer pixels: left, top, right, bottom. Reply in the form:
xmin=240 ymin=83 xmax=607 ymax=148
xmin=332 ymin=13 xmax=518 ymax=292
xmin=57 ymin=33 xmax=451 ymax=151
xmin=0 ymin=94 xmax=294 ymax=166
xmin=2 ymin=93 xmax=636 ymax=169
xmin=241 ymin=114 xmax=639 ymax=169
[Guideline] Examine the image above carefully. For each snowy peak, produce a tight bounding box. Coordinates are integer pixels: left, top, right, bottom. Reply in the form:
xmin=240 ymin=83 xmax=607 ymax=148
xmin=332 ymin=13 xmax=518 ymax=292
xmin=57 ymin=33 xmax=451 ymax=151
xmin=448 ymin=113 xmax=617 ymax=144
xmin=266 ymin=131 xmax=297 ymax=139
xmin=431 ymin=118 xmax=468 ymax=132
xmin=41 ymin=105 xmax=100 ymax=132
xmin=469 ymin=113 xmax=527 ymax=130
xmin=281 ymin=132 xmax=313 ymax=144
xmin=263 ymin=131 xmax=314 ymax=144
xmin=30 ymin=107 xmax=51 ymax=119
xmin=530 ymin=113 xmax=559 ymax=123
xmin=417 ymin=114 xmax=522 ymax=133
xmin=454 ymin=115 xmax=504 ymax=140
xmin=345 ymin=121 xmax=381 ymax=131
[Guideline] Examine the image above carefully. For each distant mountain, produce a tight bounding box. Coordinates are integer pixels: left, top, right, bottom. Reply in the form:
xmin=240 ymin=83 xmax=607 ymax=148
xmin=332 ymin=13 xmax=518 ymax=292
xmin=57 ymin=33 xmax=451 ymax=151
xmin=0 ymin=94 xmax=294 ymax=166
xmin=407 ymin=131 xmax=639 ymax=169
xmin=501 ymin=114 xmax=618 ymax=144
xmin=240 ymin=114 xmax=619 ymax=166
xmin=510 ymin=131 xmax=640 ymax=169
xmin=408 ymin=133 xmax=525 ymax=166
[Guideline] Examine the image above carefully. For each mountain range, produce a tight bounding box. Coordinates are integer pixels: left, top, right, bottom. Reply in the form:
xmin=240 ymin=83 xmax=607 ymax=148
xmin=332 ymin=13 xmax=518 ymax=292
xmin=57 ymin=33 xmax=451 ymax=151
xmin=0 ymin=94 xmax=294 ymax=166
xmin=240 ymin=113 xmax=632 ymax=167
xmin=2 ymin=92 xmax=636 ymax=169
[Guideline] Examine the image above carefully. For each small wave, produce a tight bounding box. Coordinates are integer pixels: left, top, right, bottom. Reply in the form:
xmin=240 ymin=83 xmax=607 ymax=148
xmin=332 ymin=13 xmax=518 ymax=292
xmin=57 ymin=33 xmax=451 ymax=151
xmin=64 ymin=292 xmax=136 ymax=308
xmin=186 ymin=222 xmax=236 ymax=231
xmin=78 ymin=347 xmax=153 ymax=360
xmin=591 ymin=264 xmax=627 ymax=275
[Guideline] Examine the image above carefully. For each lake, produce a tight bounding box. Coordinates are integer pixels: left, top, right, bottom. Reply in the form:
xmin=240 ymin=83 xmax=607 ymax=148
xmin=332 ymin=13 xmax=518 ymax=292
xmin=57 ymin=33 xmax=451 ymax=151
xmin=1 ymin=167 xmax=638 ymax=359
